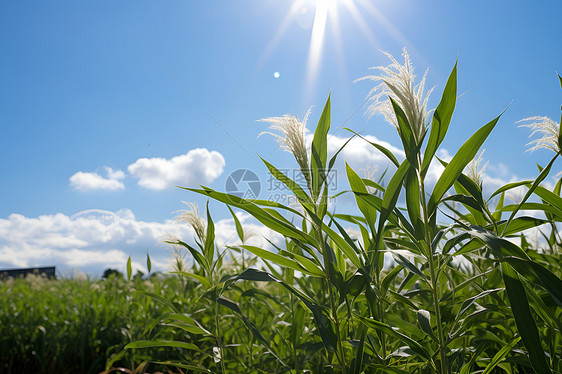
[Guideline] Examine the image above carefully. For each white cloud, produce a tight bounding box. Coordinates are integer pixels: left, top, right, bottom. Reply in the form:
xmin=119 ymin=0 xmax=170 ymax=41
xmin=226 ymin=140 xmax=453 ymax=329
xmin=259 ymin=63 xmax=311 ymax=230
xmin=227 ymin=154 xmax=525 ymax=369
xmin=326 ymin=133 xmax=405 ymax=172
xmin=128 ymin=148 xmax=225 ymax=190
xmin=69 ymin=167 xmax=125 ymax=191
xmin=322 ymin=132 xmax=450 ymax=186
xmin=0 ymin=209 xmax=282 ymax=277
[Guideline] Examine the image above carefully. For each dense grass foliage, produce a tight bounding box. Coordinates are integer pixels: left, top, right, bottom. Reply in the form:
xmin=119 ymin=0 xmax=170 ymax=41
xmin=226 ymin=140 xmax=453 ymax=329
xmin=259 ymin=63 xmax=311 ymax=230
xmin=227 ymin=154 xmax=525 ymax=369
xmin=2 ymin=55 xmax=560 ymax=374
xmin=0 ymin=274 xmax=197 ymax=374
xmin=128 ymin=58 xmax=561 ymax=373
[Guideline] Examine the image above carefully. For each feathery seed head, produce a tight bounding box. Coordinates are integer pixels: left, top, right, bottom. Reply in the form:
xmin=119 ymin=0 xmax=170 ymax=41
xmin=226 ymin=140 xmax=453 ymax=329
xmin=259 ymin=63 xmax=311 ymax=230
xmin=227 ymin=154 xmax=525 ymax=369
xmin=465 ymin=149 xmax=489 ymax=186
xmin=175 ymin=202 xmax=207 ymax=243
xmin=166 ymin=235 xmax=188 ymax=273
xmin=258 ymin=109 xmax=312 ymax=180
xmin=517 ymin=116 xmax=561 ymax=153
xmin=357 ymin=48 xmax=434 ymax=144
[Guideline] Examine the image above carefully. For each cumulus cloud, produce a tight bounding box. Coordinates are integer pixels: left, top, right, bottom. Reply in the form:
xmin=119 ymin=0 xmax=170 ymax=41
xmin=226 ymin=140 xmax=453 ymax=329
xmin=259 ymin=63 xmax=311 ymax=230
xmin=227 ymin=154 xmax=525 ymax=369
xmin=69 ymin=167 xmax=125 ymax=191
xmin=0 ymin=209 xmax=281 ymax=277
xmin=311 ymin=131 xmax=448 ymax=184
xmin=326 ymin=133 xmax=404 ymax=171
xmin=128 ymin=148 xmax=225 ymax=190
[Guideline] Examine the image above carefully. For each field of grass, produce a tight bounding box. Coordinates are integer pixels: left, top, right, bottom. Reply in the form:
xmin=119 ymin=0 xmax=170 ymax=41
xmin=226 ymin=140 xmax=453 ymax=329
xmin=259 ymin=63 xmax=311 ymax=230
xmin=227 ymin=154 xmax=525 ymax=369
xmin=2 ymin=53 xmax=561 ymax=373
xmin=0 ymin=273 xmax=189 ymax=373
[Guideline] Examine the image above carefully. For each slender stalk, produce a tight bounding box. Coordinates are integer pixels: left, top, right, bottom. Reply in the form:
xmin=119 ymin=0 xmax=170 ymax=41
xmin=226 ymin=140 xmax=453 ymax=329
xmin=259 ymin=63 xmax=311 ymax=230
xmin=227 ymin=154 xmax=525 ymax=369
xmin=428 ymin=250 xmax=447 ymax=373
xmin=328 ymin=277 xmax=346 ymax=372
xmin=290 ymin=292 xmax=299 ymax=372
xmin=373 ymin=241 xmax=387 ymax=359
xmin=378 ymin=298 xmax=387 ymax=359
xmin=418 ymin=165 xmax=447 ymax=374
xmin=214 ymin=298 xmax=227 ymax=374
xmin=314 ymin=222 xmax=347 ymax=374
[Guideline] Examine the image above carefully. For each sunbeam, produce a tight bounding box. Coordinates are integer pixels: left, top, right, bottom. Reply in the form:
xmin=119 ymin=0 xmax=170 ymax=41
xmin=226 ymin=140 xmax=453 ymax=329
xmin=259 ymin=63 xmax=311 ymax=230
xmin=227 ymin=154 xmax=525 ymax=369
xmin=259 ymin=0 xmax=400 ymax=102
xmin=304 ymin=0 xmax=330 ymax=99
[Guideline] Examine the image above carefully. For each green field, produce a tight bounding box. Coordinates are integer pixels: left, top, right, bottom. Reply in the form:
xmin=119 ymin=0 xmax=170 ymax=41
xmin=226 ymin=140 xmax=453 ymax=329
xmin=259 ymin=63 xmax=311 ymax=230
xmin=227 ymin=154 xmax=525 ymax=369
xmin=2 ymin=56 xmax=561 ymax=374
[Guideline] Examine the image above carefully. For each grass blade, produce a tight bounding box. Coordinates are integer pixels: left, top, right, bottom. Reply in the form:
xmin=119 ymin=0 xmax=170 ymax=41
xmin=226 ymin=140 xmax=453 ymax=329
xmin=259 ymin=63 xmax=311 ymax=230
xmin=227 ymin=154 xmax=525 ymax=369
xmin=311 ymin=94 xmax=331 ymax=198
xmin=126 ymin=256 xmax=132 ymax=281
xmin=428 ymin=114 xmax=501 ymax=218
xmin=422 ymin=61 xmax=457 ymax=176
xmin=501 ymin=263 xmax=551 ymax=374
xmin=125 ymin=340 xmax=200 ymax=351
xmin=481 ymin=336 xmax=521 ymax=374
xmin=357 ymin=315 xmax=432 ymax=360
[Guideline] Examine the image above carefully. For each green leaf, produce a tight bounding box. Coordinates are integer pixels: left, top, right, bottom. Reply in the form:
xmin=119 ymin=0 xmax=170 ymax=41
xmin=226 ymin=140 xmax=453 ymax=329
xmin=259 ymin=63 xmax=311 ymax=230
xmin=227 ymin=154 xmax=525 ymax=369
xmin=381 ymin=265 xmax=403 ymax=295
xmin=493 ymin=191 xmax=505 ymax=221
xmin=454 ymin=171 xmax=488 ymax=215
xmin=501 ymin=257 xmax=562 ymax=308
xmin=186 ymin=186 xmax=315 ymax=245
xmin=453 ymin=288 xmax=503 ymax=326
xmin=135 ymin=290 xmax=180 ymax=313
xmin=350 ymin=326 xmax=366 ymax=374
xmin=501 ymin=263 xmax=551 ymax=374
xmin=488 ymin=180 xmax=532 ymax=200
xmin=311 ymin=94 xmax=331 ymax=198
xmin=261 ymin=157 xmax=314 ymax=208
xmin=228 ymin=268 xmax=338 ymax=353
xmin=152 ymin=362 xmax=211 ymax=373
xmin=459 ymin=344 xmax=487 ymax=374
xmin=502 ymin=153 xmax=558 ymax=236
xmin=146 ymin=253 xmax=151 ymax=273
xmin=329 ymin=214 xmax=363 ymax=258
xmin=241 ymin=245 xmax=319 ymax=276
xmin=376 ymin=159 xmax=410 ymax=247
xmin=524 ymin=284 xmax=562 ymax=332
xmin=346 ymin=163 xmax=377 ymax=232
xmin=465 ymin=226 xmax=562 ymax=307
xmin=440 ymin=194 xmax=484 ymax=215
xmin=357 ymin=315 xmax=432 ymax=360
xmin=327 ymin=134 xmax=356 ymax=173
xmin=559 ymin=73 xmax=562 ymax=146
xmin=417 ymin=309 xmax=438 ymax=343
xmin=533 ymin=185 xmax=562 ymax=214
xmin=404 ymin=167 xmax=423 ymax=239
xmin=422 ymin=61 xmax=457 ymax=176
xmin=429 ymin=114 xmax=501 ymax=218
xmin=466 ymin=226 xmax=529 ymax=259
xmin=481 ymin=336 xmax=521 ymax=374
xmin=227 ymin=205 xmax=244 ymax=242
xmin=164 ymin=322 xmax=208 ymax=336
xmin=278 ymin=250 xmax=325 ymax=278
xmin=389 ymin=96 xmax=417 ymax=163
xmin=164 ymin=313 xmax=211 ymax=335
xmin=169 ymin=239 xmax=209 ymax=273
xmin=343 ymin=127 xmax=400 ymax=167
xmin=125 ymin=340 xmax=200 ymax=351
xmin=493 ymin=216 xmax=549 ymax=236
xmin=217 ymin=296 xmax=288 ymax=367
xmin=248 ymin=198 xmax=306 ymax=218
xmin=204 ymin=201 xmax=215 ymax=265
xmin=393 ymin=253 xmax=425 ymax=279
xmin=320 ymin=221 xmax=362 ymax=269
xmin=126 ymin=256 xmax=132 ymax=281
xmin=362 ymin=178 xmax=385 ymax=193
xmin=170 ymin=270 xmax=212 ymax=288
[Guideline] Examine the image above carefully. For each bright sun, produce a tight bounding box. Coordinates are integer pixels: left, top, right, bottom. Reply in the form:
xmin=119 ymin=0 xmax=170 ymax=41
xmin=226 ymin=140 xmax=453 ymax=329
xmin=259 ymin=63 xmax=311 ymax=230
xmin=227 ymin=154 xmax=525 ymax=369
xmin=306 ymin=0 xmax=344 ymax=96
xmin=259 ymin=0 xmax=392 ymax=100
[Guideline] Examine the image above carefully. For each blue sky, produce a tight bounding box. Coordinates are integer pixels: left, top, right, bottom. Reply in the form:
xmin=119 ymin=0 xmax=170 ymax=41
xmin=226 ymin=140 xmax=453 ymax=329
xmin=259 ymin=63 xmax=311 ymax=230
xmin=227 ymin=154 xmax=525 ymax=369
xmin=1 ymin=0 xmax=560 ymax=276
